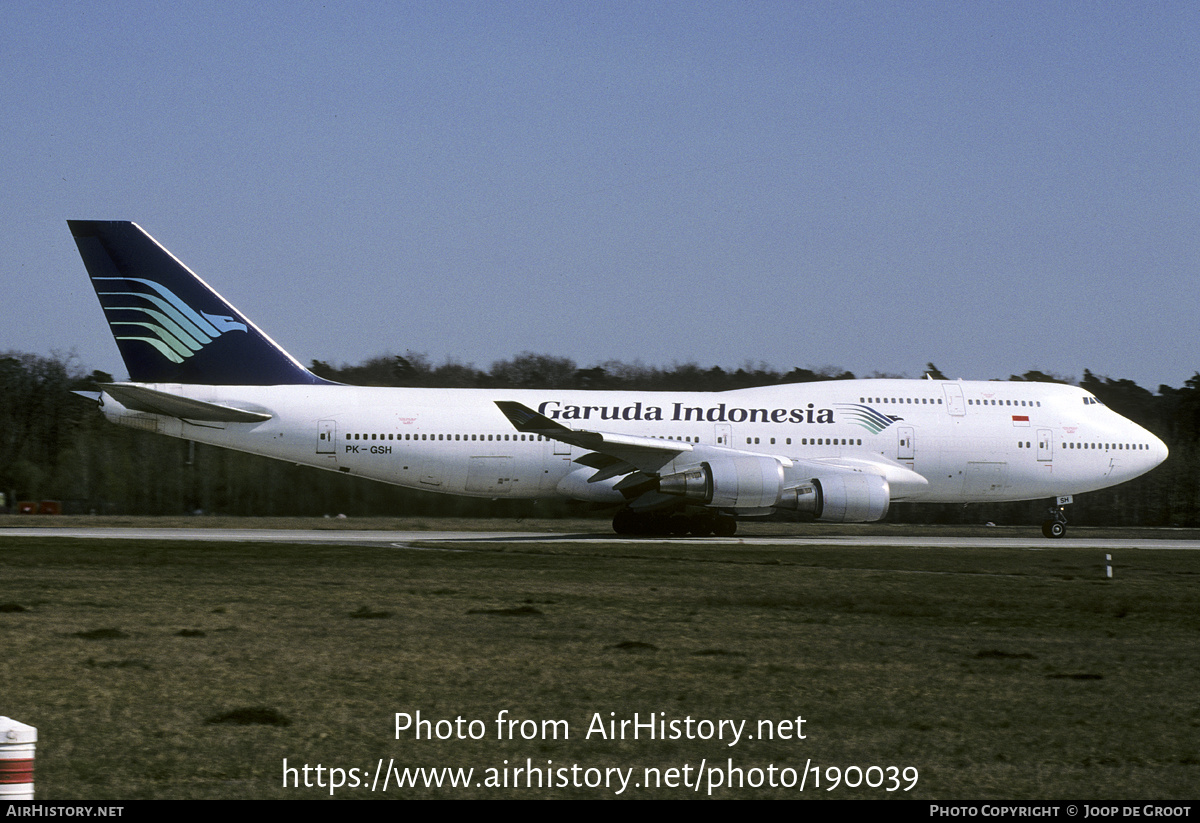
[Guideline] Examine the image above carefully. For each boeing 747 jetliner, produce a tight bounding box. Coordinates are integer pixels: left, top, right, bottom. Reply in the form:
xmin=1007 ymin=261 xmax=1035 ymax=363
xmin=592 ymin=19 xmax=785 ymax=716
xmin=68 ymin=221 xmax=1168 ymax=537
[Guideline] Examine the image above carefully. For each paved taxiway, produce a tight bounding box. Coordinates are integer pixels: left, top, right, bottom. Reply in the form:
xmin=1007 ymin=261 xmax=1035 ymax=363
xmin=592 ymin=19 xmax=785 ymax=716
xmin=4 ymin=528 xmax=1200 ymax=550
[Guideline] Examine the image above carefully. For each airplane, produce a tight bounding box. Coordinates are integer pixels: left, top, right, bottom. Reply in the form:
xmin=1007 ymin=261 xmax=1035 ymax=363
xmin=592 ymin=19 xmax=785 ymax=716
xmin=67 ymin=220 xmax=1168 ymax=538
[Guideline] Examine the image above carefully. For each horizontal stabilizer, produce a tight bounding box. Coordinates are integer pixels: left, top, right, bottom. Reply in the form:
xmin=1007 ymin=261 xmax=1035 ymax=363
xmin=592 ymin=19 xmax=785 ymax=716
xmin=102 ymin=383 xmax=272 ymax=423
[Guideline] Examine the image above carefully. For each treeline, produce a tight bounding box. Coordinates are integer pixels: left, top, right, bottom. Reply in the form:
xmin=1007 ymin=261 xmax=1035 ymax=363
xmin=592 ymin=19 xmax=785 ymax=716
xmin=309 ymin=352 xmax=859 ymax=392
xmin=2 ymin=350 xmax=1197 ymax=526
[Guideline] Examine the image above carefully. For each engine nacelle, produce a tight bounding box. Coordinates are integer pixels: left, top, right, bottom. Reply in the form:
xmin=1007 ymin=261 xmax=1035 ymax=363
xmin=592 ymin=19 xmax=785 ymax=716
xmin=658 ymin=456 xmax=786 ymax=509
xmin=777 ymin=473 xmax=890 ymax=522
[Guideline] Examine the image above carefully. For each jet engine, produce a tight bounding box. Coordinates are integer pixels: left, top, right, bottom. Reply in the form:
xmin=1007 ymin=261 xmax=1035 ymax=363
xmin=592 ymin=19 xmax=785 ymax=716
xmin=777 ymin=473 xmax=890 ymax=522
xmin=658 ymin=456 xmax=786 ymax=509
xmin=659 ymin=458 xmax=890 ymax=522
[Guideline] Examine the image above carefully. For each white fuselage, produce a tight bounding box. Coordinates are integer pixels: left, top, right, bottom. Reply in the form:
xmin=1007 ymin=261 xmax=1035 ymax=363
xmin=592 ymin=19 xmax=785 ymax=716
xmin=98 ymin=378 xmax=1168 ymax=507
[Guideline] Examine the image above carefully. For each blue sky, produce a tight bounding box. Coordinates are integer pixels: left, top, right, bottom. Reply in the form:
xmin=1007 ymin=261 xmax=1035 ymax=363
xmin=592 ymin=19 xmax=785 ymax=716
xmin=5 ymin=1 xmax=1197 ymax=389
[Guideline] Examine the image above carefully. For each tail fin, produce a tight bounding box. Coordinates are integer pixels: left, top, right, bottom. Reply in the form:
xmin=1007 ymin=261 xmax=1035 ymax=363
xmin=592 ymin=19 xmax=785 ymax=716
xmin=69 ymin=221 xmax=329 ymax=385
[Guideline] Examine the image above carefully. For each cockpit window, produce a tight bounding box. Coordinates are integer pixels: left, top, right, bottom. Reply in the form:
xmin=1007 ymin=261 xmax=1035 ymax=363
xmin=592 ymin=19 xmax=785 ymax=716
xmin=1083 ymin=397 xmax=1104 ymax=406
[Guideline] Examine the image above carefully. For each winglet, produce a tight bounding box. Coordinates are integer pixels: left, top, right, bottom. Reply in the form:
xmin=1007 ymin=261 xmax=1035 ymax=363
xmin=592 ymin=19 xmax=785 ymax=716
xmin=495 ymin=400 xmax=694 ymax=467
xmin=494 ymin=401 xmax=572 ymax=434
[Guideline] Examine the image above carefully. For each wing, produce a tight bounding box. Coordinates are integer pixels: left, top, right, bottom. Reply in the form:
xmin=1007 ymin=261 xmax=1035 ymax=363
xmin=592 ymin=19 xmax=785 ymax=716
xmin=495 ymin=401 xmax=927 ymax=517
xmin=495 ymin=400 xmax=691 ymax=473
xmin=495 ymin=400 xmax=695 ymax=506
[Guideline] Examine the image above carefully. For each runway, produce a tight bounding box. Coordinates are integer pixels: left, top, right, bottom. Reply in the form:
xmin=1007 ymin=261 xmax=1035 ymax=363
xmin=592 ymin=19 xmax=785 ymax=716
xmin=4 ymin=527 xmax=1200 ymax=550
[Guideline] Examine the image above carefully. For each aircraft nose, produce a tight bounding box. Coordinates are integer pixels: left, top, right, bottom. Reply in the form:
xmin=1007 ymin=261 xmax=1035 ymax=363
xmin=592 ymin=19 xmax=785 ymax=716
xmin=1149 ymin=432 xmax=1169 ymax=468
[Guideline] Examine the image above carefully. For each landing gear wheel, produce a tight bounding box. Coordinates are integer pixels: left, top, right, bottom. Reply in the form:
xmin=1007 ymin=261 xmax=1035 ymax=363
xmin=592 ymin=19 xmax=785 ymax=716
xmin=612 ymin=509 xmax=637 ymax=535
xmin=1041 ymin=519 xmax=1066 ymax=539
xmin=611 ymin=509 xmax=681 ymax=536
xmin=1042 ymin=497 xmax=1071 ymax=539
xmin=667 ymin=516 xmax=691 ymax=536
xmin=613 ymin=509 xmax=734 ymax=538
xmin=712 ymin=516 xmax=737 ymax=537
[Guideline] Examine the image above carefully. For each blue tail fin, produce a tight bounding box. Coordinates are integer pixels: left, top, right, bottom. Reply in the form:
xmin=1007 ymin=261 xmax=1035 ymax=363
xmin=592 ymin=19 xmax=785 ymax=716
xmin=69 ymin=221 xmax=329 ymax=385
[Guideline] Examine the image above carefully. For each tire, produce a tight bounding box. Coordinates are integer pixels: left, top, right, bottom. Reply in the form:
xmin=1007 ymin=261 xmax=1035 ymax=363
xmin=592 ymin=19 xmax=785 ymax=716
xmin=612 ymin=509 xmax=636 ymax=535
xmin=713 ymin=517 xmax=737 ymax=537
xmin=1041 ymin=520 xmax=1066 ymax=539
xmin=668 ymin=516 xmax=690 ymax=536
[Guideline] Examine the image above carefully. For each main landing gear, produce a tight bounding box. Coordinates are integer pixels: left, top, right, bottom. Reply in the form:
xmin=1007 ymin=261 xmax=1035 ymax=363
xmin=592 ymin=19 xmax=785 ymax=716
xmin=1041 ymin=495 xmax=1072 ymax=539
xmin=611 ymin=508 xmax=738 ymax=537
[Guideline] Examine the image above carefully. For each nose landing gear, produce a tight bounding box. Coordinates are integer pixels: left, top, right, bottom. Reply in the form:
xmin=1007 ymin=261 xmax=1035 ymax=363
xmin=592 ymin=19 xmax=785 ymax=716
xmin=1041 ymin=495 xmax=1072 ymax=538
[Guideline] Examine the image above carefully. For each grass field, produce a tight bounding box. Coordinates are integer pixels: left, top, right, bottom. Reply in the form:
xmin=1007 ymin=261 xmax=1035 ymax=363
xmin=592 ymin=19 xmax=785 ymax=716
xmin=1 ymin=525 xmax=1197 ymax=798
